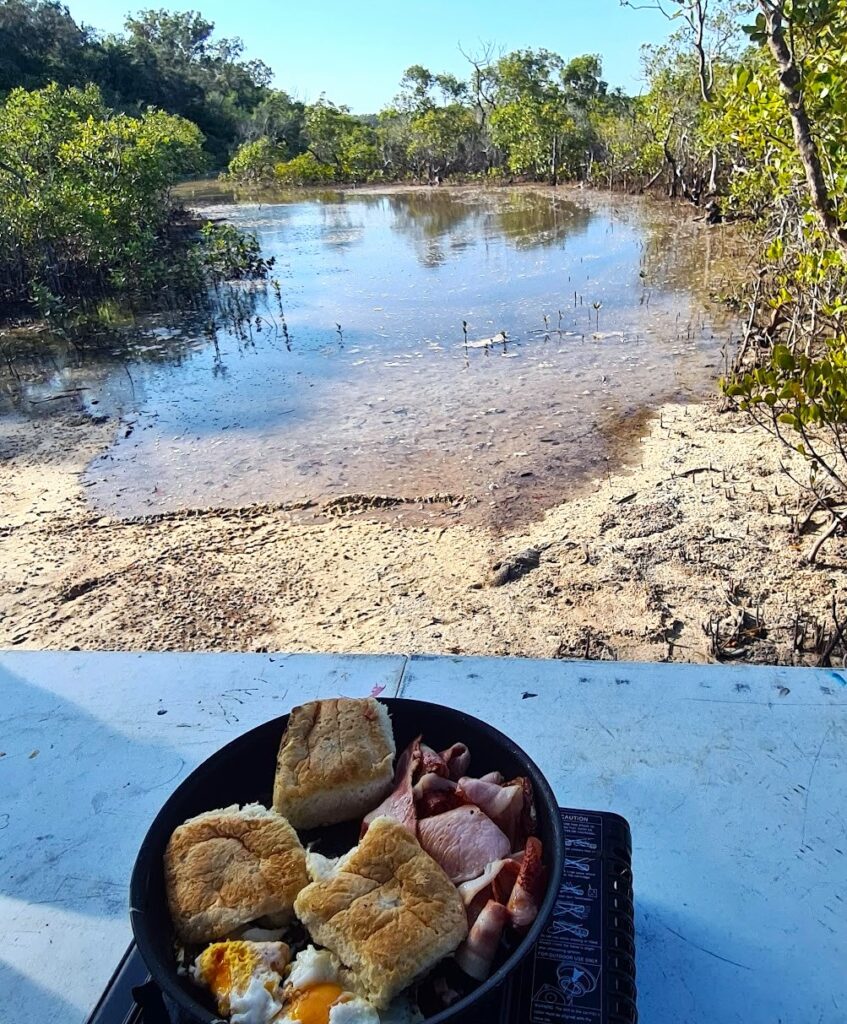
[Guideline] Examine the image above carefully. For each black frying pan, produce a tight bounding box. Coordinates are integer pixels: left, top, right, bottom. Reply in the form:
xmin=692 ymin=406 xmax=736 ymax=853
xmin=130 ymin=697 xmax=565 ymax=1022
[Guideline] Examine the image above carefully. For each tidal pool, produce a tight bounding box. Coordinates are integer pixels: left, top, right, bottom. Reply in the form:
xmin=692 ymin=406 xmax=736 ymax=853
xmin=3 ymin=185 xmax=743 ymax=528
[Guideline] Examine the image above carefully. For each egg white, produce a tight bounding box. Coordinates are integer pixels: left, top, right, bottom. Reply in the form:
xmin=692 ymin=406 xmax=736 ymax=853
xmin=326 ymin=996 xmax=380 ymax=1023
xmin=278 ymin=946 xmax=350 ymax=1024
xmin=279 ymin=947 xmax=421 ymax=1024
xmin=286 ymin=945 xmax=344 ymax=990
xmin=229 ymin=974 xmax=282 ymax=1024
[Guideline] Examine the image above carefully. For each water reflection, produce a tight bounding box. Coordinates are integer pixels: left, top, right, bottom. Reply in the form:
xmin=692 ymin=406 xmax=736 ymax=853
xmin=1 ymin=186 xmax=743 ymax=527
xmin=493 ymin=192 xmax=592 ymax=250
xmin=317 ymin=203 xmax=365 ymax=250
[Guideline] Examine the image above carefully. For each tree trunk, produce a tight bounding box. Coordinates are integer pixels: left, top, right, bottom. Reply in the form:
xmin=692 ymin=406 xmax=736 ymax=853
xmin=643 ymin=165 xmax=664 ymax=193
xmin=693 ymin=0 xmax=713 ymax=103
xmin=551 ymin=134 xmax=559 ymax=187
xmin=759 ymin=1 xmax=847 ymax=249
xmin=664 ymin=141 xmax=681 ymax=199
xmin=708 ymin=149 xmax=719 ymax=194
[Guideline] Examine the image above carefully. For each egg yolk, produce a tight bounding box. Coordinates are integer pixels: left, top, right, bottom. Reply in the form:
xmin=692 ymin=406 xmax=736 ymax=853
xmin=287 ymin=982 xmax=345 ymax=1024
xmin=206 ymin=948 xmax=232 ymax=995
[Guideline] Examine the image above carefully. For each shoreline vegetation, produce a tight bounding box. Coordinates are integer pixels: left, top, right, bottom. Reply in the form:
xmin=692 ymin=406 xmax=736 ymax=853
xmin=0 ymin=81 xmax=272 ymax=332
xmin=4 ymin=1 xmax=847 ymax=663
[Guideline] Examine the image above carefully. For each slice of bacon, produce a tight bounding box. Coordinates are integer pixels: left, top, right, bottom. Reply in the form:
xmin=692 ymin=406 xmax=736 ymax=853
xmin=361 ymin=736 xmax=422 ymax=836
xmin=439 ymin=742 xmax=471 ymax=781
xmin=512 ymin=776 xmax=538 ymax=848
xmin=455 ymin=899 xmax=511 ymax=981
xmin=417 ymin=805 xmax=511 ymax=883
xmin=457 ymin=856 xmax=522 ymax=926
xmin=457 ymin=857 xmax=520 ymax=906
xmin=507 ymin=836 xmax=546 ymax=930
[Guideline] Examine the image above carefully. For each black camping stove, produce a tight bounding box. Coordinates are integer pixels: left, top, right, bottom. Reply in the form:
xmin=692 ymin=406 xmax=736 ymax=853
xmin=86 ymin=809 xmax=637 ymax=1024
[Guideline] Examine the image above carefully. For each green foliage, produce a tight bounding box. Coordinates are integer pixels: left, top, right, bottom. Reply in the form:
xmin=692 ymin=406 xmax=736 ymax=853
xmin=723 ymin=338 xmax=847 ymax=490
xmin=593 ymin=97 xmax=658 ymax=183
xmin=0 ymin=83 xmax=264 ymax=319
xmin=592 ymin=1 xmax=751 ymax=194
xmin=705 ymin=49 xmax=796 ymax=213
xmin=196 ymin=222 xmax=272 ymax=280
xmin=0 ymin=0 xmax=99 ymax=93
xmin=301 ymin=98 xmax=380 ymax=180
xmin=716 ymin=1 xmax=847 ymax=540
xmin=408 ymin=105 xmax=478 ymax=177
xmin=488 ymin=49 xmax=605 ymax=182
xmin=491 ymin=100 xmax=572 ymax=179
xmin=274 ymin=151 xmax=335 ymax=185
xmin=0 ymin=1 xmax=278 ymax=165
xmin=110 ymin=8 xmax=272 ymax=164
xmin=229 ymin=49 xmax=616 ymax=187
xmin=226 ymin=137 xmax=286 ymax=183
xmin=243 ymin=91 xmax=305 ymax=152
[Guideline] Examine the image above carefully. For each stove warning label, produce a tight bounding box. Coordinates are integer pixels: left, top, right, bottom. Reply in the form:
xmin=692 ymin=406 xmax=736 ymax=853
xmin=529 ymin=811 xmax=604 ymax=1022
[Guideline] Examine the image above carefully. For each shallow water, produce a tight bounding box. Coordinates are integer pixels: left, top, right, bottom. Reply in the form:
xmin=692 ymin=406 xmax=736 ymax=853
xmin=3 ymin=185 xmax=742 ymax=528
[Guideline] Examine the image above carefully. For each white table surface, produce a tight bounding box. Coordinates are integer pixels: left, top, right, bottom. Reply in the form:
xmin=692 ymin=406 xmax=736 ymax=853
xmin=1 ymin=652 xmax=845 ymax=1023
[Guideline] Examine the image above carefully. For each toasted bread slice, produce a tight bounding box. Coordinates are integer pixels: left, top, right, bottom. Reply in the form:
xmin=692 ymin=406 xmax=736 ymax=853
xmin=272 ymin=698 xmax=395 ymax=829
xmin=164 ymin=803 xmax=308 ymax=943
xmin=293 ymin=816 xmax=468 ymax=1008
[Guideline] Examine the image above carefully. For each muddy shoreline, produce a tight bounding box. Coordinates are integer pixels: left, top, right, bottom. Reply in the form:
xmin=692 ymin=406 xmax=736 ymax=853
xmin=2 ymin=400 xmax=844 ymax=664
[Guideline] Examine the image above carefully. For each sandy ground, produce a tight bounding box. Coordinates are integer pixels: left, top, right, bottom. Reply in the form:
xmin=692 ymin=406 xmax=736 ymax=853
xmin=2 ymin=400 xmax=846 ymax=664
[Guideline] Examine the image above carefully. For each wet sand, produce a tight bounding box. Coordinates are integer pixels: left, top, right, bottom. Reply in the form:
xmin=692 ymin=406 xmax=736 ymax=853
xmin=2 ymin=401 xmax=844 ymax=665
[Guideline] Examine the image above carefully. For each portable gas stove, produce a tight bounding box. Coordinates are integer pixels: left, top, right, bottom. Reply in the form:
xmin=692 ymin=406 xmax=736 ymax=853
xmin=86 ymin=809 xmax=637 ymax=1024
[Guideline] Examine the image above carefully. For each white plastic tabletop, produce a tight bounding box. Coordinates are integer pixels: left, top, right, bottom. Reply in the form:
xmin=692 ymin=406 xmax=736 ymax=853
xmin=1 ymin=652 xmax=845 ymax=1023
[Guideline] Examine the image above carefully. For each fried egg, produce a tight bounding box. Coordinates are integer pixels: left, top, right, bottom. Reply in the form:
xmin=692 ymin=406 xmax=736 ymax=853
xmin=193 ymin=940 xmax=290 ymax=1024
xmin=279 ymin=946 xmax=383 ymax=1024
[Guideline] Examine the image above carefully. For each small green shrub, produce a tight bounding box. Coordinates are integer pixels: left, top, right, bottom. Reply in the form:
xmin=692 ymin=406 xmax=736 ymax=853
xmin=274 ymin=152 xmax=336 ymax=185
xmin=226 ymin=138 xmax=287 ymax=184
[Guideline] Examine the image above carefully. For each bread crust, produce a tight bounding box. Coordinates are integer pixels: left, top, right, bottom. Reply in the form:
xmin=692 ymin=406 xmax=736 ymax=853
xmin=293 ymin=816 xmax=468 ymax=1008
xmin=272 ymin=698 xmax=395 ymax=829
xmin=164 ymin=804 xmax=308 ymax=943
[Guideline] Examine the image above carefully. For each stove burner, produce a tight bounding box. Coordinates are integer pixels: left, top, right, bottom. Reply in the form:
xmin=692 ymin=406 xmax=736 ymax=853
xmin=86 ymin=809 xmax=636 ymax=1024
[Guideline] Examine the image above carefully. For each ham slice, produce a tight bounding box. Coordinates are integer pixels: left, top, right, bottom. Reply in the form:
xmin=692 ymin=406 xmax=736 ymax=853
xmin=507 ymin=836 xmax=546 ymax=929
xmin=455 ymin=900 xmax=511 ymax=981
xmin=439 ymin=742 xmax=471 ymax=781
xmin=457 ymin=777 xmax=525 ymax=849
xmin=413 ymin=773 xmax=466 ymax=818
xmin=420 ymin=743 xmax=450 ymax=777
xmin=417 ymin=805 xmax=511 ymax=883
xmin=361 ymin=737 xmax=421 ymax=836
xmin=412 ymin=772 xmax=455 ymax=801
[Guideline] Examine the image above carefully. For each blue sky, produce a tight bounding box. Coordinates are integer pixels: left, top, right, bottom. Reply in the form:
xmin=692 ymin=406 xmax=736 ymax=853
xmin=65 ymin=0 xmax=676 ymax=112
